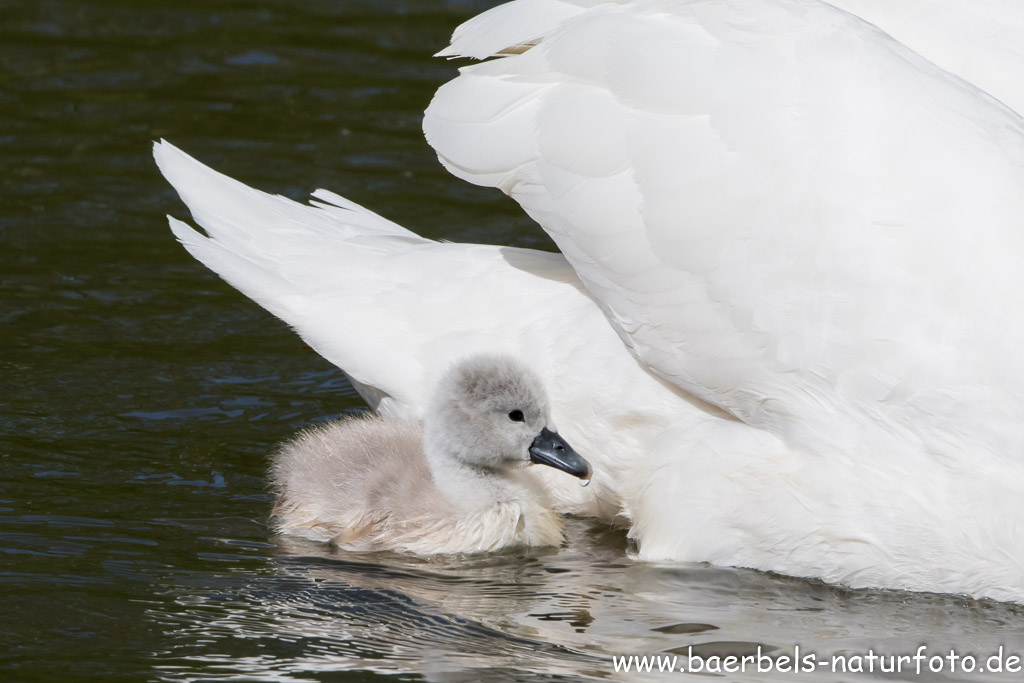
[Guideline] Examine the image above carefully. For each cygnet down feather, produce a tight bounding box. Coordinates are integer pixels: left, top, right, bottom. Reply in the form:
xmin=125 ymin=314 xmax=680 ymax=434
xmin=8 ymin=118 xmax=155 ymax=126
xmin=270 ymin=355 xmax=592 ymax=554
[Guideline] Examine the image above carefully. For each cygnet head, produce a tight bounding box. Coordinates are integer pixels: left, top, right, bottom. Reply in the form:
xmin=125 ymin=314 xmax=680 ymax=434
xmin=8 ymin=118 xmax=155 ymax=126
xmin=423 ymin=355 xmax=591 ymax=482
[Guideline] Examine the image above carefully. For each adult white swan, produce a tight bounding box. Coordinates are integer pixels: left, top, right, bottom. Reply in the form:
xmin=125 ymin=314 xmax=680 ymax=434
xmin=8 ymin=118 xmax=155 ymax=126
xmin=157 ymin=0 xmax=1024 ymax=602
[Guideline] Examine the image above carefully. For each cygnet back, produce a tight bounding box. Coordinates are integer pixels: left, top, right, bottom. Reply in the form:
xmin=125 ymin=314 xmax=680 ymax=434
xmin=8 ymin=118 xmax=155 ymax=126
xmin=271 ymin=416 xmax=444 ymax=548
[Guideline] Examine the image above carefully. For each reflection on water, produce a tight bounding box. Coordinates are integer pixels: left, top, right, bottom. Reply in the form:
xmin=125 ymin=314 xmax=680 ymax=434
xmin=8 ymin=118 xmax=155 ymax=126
xmin=148 ymin=519 xmax=1024 ymax=682
xmin=153 ymin=521 xmax=618 ymax=681
xmin=3 ymin=0 xmax=1024 ymax=681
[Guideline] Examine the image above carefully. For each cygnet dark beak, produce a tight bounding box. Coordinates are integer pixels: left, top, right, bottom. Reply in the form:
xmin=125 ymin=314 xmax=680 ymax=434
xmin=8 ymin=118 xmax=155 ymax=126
xmin=528 ymin=427 xmax=592 ymax=480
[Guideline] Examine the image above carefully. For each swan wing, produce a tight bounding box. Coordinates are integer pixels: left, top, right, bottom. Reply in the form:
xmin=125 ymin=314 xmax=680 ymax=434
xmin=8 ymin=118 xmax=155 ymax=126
xmin=155 ymin=140 xmax=592 ymax=415
xmin=424 ymin=0 xmax=1024 ymax=459
xmin=154 ymin=140 xmax=704 ymax=517
xmin=437 ymin=0 xmax=1024 ymax=118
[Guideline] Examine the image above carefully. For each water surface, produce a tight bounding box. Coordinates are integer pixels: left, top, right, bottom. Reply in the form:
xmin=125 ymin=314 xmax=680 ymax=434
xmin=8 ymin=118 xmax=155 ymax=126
xmin=2 ymin=1 xmax=1023 ymax=680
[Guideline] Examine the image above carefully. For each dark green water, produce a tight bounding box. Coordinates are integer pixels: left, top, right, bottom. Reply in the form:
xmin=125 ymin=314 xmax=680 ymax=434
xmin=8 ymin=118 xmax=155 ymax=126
xmin=3 ymin=1 xmax=1023 ymax=681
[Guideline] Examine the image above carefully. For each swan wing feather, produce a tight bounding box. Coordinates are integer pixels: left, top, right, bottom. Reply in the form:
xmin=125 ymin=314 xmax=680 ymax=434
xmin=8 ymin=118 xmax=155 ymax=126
xmin=424 ymin=0 xmax=1024 ymax=460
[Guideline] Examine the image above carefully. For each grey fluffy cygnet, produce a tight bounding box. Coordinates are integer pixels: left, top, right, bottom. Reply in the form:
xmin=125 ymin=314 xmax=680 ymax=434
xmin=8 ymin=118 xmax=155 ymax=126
xmin=270 ymin=355 xmax=592 ymax=554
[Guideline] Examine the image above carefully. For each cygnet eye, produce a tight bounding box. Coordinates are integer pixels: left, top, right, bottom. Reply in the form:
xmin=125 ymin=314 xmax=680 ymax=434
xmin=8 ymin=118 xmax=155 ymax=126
xmin=508 ymin=409 xmax=525 ymax=422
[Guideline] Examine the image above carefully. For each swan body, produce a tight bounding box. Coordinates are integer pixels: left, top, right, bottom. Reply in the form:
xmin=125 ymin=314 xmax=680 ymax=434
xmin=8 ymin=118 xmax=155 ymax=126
xmin=425 ymin=0 xmax=1024 ymax=600
xmin=157 ymin=0 xmax=1024 ymax=601
xmin=272 ymin=355 xmax=591 ymax=553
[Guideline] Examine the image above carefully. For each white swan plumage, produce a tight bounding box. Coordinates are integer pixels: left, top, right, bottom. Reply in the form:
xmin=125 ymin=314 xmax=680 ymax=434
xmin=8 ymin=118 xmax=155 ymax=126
xmin=824 ymin=0 xmax=1024 ymax=117
xmin=157 ymin=0 xmax=1024 ymax=602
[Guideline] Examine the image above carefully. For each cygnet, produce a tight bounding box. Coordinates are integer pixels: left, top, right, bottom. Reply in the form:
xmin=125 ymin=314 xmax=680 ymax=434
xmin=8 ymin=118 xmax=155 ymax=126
xmin=270 ymin=355 xmax=592 ymax=554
